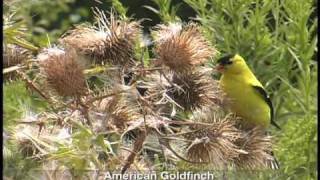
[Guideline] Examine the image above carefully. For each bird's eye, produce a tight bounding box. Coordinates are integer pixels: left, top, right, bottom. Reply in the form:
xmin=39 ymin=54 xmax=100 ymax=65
xmin=226 ymin=60 xmax=233 ymax=65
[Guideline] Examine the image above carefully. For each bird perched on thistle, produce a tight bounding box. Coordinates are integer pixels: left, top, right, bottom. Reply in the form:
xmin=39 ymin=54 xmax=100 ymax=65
xmin=216 ymin=54 xmax=280 ymax=129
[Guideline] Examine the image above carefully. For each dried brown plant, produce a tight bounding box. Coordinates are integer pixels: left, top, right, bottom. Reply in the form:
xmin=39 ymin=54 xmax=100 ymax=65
xmin=234 ymin=127 xmax=279 ymax=170
xmin=169 ymin=69 xmax=222 ymax=111
xmin=183 ymin=114 xmax=243 ymax=168
xmin=154 ymin=23 xmax=216 ymax=73
xmin=38 ymin=47 xmax=87 ymax=97
xmin=153 ymin=22 xmax=182 ymax=43
xmin=94 ymin=86 xmax=142 ymax=132
xmin=3 ymin=44 xmax=31 ymax=80
xmin=141 ymin=71 xmax=174 ymax=115
xmin=60 ymin=9 xmax=141 ymax=66
xmin=144 ymin=68 xmax=223 ymax=113
xmin=3 ymin=44 xmax=30 ymax=68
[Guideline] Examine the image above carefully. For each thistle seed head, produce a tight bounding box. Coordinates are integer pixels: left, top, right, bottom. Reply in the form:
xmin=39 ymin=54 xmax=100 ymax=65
xmin=38 ymin=47 xmax=87 ymax=97
xmin=169 ymin=69 xmax=222 ymax=111
xmin=3 ymin=44 xmax=31 ymax=67
xmin=153 ymin=22 xmax=183 ymax=43
xmin=184 ymin=119 xmax=243 ymax=168
xmin=154 ymin=23 xmax=216 ymax=73
xmin=141 ymin=71 xmax=173 ymax=115
xmin=234 ymin=127 xmax=278 ymax=170
xmin=12 ymin=124 xmax=39 ymax=157
xmin=95 ymin=86 xmax=141 ymax=132
xmin=3 ymin=44 xmax=32 ymax=80
xmin=60 ymin=9 xmax=141 ymax=67
xmin=144 ymin=68 xmax=223 ymax=113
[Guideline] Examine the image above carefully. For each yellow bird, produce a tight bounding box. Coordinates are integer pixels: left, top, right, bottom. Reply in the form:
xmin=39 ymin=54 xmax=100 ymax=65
xmin=216 ymin=54 xmax=280 ymax=129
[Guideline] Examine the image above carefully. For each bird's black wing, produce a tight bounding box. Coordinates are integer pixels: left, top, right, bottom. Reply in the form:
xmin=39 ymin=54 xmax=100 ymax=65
xmin=252 ymin=85 xmax=281 ymax=130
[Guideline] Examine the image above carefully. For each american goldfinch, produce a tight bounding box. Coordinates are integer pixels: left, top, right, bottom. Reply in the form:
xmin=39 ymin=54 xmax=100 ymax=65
xmin=217 ymin=54 xmax=280 ymax=129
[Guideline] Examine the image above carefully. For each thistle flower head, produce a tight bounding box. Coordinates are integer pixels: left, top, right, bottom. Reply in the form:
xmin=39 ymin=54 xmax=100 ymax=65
xmin=95 ymin=86 xmax=141 ymax=132
xmin=183 ymin=118 xmax=243 ymax=168
xmin=153 ymin=22 xmax=182 ymax=42
xmin=3 ymin=44 xmax=31 ymax=68
xmin=144 ymin=68 xmax=223 ymax=113
xmin=140 ymin=71 xmax=173 ymax=115
xmin=154 ymin=23 xmax=216 ymax=73
xmin=234 ymin=127 xmax=278 ymax=170
xmin=169 ymin=69 xmax=223 ymax=111
xmin=60 ymin=9 xmax=141 ymax=67
xmin=12 ymin=124 xmax=40 ymax=157
xmin=3 ymin=44 xmax=31 ymax=80
xmin=38 ymin=47 xmax=87 ymax=97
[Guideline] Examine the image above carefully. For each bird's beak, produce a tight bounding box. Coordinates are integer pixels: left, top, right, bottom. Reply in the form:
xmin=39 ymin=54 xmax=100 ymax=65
xmin=216 ymin=64 xmax=224 ymax=72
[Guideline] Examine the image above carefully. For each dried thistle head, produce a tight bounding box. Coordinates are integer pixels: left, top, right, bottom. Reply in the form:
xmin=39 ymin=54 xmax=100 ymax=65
xmin=38 ymin=47 xmax=87 ymax=97
xmin=169 ymin=69 xmax=223 ymax=111
xmin=140 ymin=71 xmax=173 ymax=115
xmin=60 ymin=9 xmax=141 ymax=67
xmin=3 ymin=44 xmax=31 ymax=80
xmin=3 ymin=44 xmax=31 ymax=67
xmin=144 ymin=68 xmax=223 ymax=113
xmin=183 ymin=117 xmax=243 ymax=169
xmin=154 ymin=23 xmax=216 ymax=73
xmin=153 ymin=22 xmax=182 ymax=42
xmin=95 ymin=86 xmax=141 ymax=132
xmin=12 ymin=124 xmax=39 ymax=157
xmin=234 ymin=127 xmax=278 ymax=170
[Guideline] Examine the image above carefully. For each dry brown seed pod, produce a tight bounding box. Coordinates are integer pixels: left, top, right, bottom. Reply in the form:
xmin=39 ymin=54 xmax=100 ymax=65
xmin=60 ymin=9 xmax=141 ymax=67
xmin=38 ymin=47 xmax=87 ymax=97
xmin=3 ymin=44 xmax=31 ymax=80
xmin=234 ymin=127 xmax=278 ymax=170
xmin=140 ymin=71 xmax=173 ymax=115
xmin=3 ymin=44 xmax=31 ymax=67
xmin=153 ymin=22 xmax=183 ymax=43
xmin=154 ymin=23 xmax=216 ymax=73
xmin=169 ymin=69 xmax=223 ymax=111
xmin=12 ymin=113 xmax=73 ymax=159
xmin=144 ymin=68 xmax=223 ymax=113
xmin=95 ymin=86 xmax=142 ymax=132
xmin=183 ymin=117 xmax=243 ymax=168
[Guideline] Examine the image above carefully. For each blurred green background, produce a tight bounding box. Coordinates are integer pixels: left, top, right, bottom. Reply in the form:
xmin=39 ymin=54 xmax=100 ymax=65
xmin=4 ymin=0 xmax=317 ymax=179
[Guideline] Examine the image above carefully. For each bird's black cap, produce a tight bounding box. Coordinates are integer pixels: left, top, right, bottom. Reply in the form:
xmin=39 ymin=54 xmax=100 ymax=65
xmin=217 ymin=54 xmax=235 ymax=65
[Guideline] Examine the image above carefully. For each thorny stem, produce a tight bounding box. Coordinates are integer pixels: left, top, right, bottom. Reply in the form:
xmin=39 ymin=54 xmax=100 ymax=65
xmin=121 ymin=129 xmax=148 ymax=174
xmin=14 ymin=119 xmax=45 ymax=137
xmin=16 ymin=70 xmax=52 ymax=102
xmin=120 ymin=95 xmax=151 ymax=174
xmin=76 ymin=97 xmax=92 ymax=127
xmin=158 ymin=137 xmax=209 ymax=164
xmin=86 ymin=89 xmax=129 ymax=104
xmin=3 ymin=65 xmax=26 ymax=74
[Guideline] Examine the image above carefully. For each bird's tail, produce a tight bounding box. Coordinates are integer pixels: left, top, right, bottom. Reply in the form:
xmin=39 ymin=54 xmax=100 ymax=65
xmin=267 ymin=151 xmax=280 ymax=170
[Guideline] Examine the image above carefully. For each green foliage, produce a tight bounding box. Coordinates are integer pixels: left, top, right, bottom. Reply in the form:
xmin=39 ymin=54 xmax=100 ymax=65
xmin=3 ymin=82 xmax=49 ymax=179
xmin=277 ymin=115 xmax=317 ymax=179
xmin=144 ymin=0 xmax=181 ymax=22
xmin=5 ymin=0 xmax=88 ymax=46
xmin=48 ymin=120 xmax=116 ymax=176
xmin=3 ymin=13 xmax=38 ymax=51
xmin=107 ymin=0 xmax=128 ymax=18
xmin=4 ymin=146 xmax=41 ymax=180
xmin=3 ymin=81 xmax=48 ymax=128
